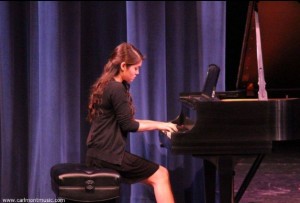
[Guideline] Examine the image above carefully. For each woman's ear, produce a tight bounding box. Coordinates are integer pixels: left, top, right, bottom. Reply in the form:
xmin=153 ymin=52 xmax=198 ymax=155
xmin=120 ymin=62 xmax=126 ymax=72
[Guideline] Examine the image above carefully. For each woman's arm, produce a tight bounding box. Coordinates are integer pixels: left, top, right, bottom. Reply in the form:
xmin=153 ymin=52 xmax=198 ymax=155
xmin=135 ymin=119 xmax=178 ymax=134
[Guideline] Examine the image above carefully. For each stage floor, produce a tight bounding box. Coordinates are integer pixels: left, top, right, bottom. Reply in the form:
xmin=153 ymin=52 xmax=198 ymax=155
xmin=234 ymin=142 xmax=300 ymax=203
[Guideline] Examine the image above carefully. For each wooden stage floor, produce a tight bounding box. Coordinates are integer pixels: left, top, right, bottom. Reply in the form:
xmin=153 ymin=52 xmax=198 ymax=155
xmin=234 ymin=141 xmax=300 ymax=203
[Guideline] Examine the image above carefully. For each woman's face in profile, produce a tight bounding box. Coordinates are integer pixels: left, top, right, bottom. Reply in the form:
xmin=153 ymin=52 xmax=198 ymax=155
xmin=122 ymin=61 xmax=142 ymax=83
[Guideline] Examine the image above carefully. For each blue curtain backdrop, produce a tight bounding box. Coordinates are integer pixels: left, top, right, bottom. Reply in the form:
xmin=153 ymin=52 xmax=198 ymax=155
xmin=0 ymin=1 xmax=226 ymax=203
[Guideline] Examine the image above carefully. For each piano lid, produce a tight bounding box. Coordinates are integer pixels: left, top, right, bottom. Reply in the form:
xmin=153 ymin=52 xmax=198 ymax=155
xmin=236 ymin=1 xmax=300 ymax=92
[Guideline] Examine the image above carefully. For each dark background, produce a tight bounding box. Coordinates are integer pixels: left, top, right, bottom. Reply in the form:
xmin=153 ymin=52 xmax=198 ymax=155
xmin=226 ymin=1 xmax=249 ymax=91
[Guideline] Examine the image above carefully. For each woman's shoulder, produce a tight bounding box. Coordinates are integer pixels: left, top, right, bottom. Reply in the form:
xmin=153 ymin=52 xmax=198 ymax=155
xmin=107 ymin=80 xmax=125 ymax=89
xmin=106 ymin=81 xmax=127 ymax=93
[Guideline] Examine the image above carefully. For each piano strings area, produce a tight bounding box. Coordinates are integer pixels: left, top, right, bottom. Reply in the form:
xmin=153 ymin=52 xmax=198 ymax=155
xmin=234 ymin=141 xmax=300 ymax=203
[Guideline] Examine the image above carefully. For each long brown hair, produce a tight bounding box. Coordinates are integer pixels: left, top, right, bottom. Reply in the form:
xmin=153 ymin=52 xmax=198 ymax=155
xmin=87 ymin=42 xmax=144 ymax=122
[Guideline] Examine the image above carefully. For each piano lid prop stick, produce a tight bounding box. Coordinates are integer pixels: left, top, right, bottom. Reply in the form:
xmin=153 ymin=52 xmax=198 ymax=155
xmin=254 ymin=3 xmax=268 ymax=101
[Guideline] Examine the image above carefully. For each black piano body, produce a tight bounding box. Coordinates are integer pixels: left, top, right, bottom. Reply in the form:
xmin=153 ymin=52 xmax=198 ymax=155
xmin=160 ymin=1 xmax=300 ymax=203
xmin=171 ymin=96 xmax=300 ymax=155
xmin=162 ymin=96 xmax=300 ymax=203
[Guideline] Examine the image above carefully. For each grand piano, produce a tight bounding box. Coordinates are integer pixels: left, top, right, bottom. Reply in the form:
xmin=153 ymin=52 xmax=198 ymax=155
xmin=160 ymin=1 xmax=300 ymax=203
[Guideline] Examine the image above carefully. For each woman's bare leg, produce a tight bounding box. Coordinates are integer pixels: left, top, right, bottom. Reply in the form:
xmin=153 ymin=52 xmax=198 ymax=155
xmin=142 ymin=165 xmax=175 ymax=203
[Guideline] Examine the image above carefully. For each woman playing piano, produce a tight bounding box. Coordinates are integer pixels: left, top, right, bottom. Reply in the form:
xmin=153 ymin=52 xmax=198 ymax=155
xmin=85 ymin=42 xmax=177 ymax=203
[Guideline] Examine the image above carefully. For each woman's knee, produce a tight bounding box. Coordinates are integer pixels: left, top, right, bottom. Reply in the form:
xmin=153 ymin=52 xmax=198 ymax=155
xmin=157 ymin=166 xmax=170 ymax=179
xmin=143 ymin=165 xmax=170 ymax=186
xmin=153 ymin=165 xmax=171 ymax=184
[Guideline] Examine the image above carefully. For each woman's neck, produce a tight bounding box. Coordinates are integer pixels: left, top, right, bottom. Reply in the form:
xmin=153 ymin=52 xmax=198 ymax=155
xmin=113 ymin=75 xmax=123 ymax=82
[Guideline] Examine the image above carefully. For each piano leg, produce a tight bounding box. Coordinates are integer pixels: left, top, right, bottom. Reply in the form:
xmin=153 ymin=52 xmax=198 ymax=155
xmin=203 ymin=156 xmax=234 ymax=203
xmin=203 ymin=159 xmax=216 ymax=203
xmin=218 ymin=156 xmax=234 ymax=203
xmin=202 ymin=154 xmax=265 ymax=203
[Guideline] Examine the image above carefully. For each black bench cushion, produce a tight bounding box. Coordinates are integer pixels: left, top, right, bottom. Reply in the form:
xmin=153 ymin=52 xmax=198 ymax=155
xmin=50 ymin=163 xmax=120 ymax=202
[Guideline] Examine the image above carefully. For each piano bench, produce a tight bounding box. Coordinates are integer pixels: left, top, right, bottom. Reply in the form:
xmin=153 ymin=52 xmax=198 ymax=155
xmin=50 ymin=163 xmax=121 ymax=202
